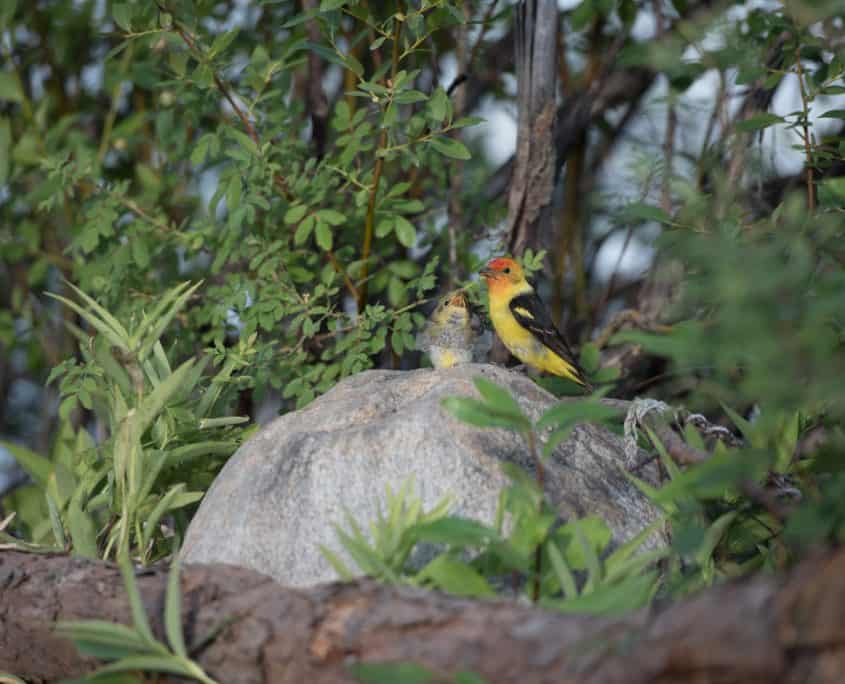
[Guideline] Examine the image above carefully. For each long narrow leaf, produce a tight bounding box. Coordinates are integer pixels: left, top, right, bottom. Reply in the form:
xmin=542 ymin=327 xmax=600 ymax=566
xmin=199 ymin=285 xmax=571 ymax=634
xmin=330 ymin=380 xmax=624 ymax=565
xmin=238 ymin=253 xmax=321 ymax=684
xmin=134 ymin=281 xmax=203 ymax=360
xmin=140 ymin=483 xmax=185 ymax=550
xmin=165 ymin=552 xmax=187 ymax=658
xmin=643 ymin=425 xmax=683 ymax=480
xmin=45 ymin=292 xmax=129 ymax=352
xmin=67 ymin=495 xmax=99 ymax=558
xmin=134 ymin=359 xmax=196 ymax=436
xmin=604 ymin=517 xmax=665 ymax=575
xmin=0 ymin=440 xmax=51 ymax=488
xmin=546 ymin=541 xmax=578 ymax=600
xmin=118 ymin=552 xmax=157 ymax=646
xmin=574 ymin=520 xmax=602 ymax=593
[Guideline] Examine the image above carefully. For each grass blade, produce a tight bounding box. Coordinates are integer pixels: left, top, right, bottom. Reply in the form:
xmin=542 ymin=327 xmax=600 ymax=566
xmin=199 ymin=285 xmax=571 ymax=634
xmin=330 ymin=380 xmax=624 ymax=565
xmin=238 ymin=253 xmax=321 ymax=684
xmin=165 ymin=552 xmax=187 ymax=657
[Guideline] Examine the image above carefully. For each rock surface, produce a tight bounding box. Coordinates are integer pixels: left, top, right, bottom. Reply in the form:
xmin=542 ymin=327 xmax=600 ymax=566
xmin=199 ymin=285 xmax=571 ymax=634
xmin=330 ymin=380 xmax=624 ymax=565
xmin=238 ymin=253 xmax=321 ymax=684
xmin=182 ymin=364 xmax=663 ymax=586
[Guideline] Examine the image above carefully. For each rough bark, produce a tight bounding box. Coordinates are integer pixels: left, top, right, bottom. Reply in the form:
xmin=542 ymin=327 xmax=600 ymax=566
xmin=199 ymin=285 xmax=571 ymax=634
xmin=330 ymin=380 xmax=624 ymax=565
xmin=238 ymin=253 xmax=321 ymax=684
xmin=3 ymin=549 xmax=845 ymax=684
xmin=506 ymin=0 xmax=559 ymax=257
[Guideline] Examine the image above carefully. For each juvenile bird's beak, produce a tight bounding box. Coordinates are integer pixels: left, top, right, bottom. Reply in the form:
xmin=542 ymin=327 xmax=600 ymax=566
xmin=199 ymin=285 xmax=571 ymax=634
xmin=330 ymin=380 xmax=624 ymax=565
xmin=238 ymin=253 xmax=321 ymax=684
xmin=448 ymin=292 xmax=467 ymax=307
xmin=478 ymin=266 xmax=494 ymax=279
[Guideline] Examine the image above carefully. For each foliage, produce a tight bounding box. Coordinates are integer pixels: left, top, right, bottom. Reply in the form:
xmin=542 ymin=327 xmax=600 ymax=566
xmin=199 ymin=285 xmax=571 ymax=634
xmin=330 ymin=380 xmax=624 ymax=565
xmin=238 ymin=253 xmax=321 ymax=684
xmin=3 ymin=0 xmax=845 ymax=678
xmin=1 ymin=283 xmax=247 ymax=562
xmin=57 ymin=551 xmax=219 ymax=684
xmin=349 ymin=661 xmax=490 ymax=684
xmin=0 ymin=0 xmax=482 ymax=424
xmin=326 ymin=380 xmax=663 ymax=614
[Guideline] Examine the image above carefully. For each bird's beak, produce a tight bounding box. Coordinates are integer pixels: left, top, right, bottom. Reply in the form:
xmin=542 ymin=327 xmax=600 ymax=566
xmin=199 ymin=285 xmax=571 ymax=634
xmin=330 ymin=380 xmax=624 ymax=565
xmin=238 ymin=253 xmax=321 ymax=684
xmin=449 ymin=292 xmax=467 ymax=307
xmin=479 ymin=266 xmax=494 ymax=279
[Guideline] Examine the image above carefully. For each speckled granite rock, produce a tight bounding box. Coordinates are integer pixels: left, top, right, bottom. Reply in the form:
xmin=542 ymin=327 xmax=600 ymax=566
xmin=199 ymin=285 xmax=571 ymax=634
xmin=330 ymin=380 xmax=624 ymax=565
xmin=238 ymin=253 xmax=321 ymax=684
xmin=182 ymin=364 xmax=663 ymax=586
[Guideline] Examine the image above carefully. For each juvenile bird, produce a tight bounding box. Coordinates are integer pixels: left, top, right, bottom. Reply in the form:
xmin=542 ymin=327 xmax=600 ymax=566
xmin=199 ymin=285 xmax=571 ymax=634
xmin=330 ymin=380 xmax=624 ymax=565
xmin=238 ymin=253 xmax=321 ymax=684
xmin=417 ymin=290 xmax=484 ymax=369
xmin=479 ymin=257 xmax=590 ymax=388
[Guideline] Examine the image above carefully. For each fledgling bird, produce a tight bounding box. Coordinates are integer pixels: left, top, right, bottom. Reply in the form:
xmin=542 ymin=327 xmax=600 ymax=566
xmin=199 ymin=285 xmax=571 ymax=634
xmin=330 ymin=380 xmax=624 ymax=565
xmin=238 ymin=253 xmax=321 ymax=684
xmin=479 ymin=257 xmax=590 ymax=389
xmin=417 ymin=290 xmax=487 ymax=369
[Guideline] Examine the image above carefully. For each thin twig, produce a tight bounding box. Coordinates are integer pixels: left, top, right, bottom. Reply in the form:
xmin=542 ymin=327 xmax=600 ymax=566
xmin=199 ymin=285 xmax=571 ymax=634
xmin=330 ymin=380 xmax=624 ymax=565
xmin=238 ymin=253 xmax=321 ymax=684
xmin=794 ymin=45 xmax=816 ymax=211
xmin=358 ymin=16 xmax=402 ymax=311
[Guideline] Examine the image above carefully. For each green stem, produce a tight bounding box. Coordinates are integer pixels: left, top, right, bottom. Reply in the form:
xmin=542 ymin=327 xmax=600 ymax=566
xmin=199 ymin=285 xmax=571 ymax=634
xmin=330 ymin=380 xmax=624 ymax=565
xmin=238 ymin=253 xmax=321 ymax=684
xmin=357 ymin=15 xmax=402 ymax=312
xmin=528 ymin=429 xmax=544 ymax=603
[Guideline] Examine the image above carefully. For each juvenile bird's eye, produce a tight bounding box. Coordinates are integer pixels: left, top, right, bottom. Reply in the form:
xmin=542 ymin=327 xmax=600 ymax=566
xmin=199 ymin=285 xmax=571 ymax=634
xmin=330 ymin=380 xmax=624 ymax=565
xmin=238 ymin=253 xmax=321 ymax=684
xmin=503 ymin=267 xmax=511 ymax=274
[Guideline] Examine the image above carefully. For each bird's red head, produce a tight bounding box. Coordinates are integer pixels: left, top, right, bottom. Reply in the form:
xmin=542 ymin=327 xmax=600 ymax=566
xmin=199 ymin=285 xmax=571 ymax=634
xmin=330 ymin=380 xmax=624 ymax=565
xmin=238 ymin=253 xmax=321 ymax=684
xmin=479 ymin=257 xmax=524 ymax=289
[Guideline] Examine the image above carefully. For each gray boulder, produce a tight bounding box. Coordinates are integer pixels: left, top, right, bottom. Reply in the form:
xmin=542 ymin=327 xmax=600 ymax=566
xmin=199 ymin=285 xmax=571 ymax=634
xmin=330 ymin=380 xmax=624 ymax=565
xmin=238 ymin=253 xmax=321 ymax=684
xmin=182 ymin=364 xmax=663 ymax=586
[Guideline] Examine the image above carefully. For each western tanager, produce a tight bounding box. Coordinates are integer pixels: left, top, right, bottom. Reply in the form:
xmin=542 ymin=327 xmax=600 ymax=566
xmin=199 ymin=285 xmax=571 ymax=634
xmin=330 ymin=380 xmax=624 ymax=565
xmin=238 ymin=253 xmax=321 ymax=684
xmin=416 ymin=290 xmax=483 ymax=369
xmin=479 ymin=257 xmax=589 ymax=388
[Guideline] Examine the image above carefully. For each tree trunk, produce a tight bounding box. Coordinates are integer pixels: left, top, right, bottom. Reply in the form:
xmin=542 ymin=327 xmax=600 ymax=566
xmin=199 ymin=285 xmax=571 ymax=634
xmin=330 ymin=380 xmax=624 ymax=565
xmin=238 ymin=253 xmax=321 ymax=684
xmin=506 ymin=0 xmax=559 ymax=257
xmin=3 ymin=549 xmax=845 ymax=683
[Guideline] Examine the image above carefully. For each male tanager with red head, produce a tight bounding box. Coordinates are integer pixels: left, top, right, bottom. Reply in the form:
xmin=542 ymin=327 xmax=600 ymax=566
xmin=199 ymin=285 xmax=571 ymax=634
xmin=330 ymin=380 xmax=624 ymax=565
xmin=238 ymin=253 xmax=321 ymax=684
xmin=479 ymin=257 xmax=589 ymax=388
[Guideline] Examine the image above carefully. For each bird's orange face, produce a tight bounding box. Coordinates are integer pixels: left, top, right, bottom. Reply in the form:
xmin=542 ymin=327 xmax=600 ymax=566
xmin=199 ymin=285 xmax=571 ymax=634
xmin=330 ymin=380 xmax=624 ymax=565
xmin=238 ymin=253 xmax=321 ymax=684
xmin=479 ymin=258 xmax=524 ymax=292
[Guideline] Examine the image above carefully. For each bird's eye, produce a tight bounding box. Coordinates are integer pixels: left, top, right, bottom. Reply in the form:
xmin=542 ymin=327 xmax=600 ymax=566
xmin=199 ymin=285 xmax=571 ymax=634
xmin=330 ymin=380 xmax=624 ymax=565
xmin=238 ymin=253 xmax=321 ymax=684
xmin=503 ymin=267 xmax=511 ymax=274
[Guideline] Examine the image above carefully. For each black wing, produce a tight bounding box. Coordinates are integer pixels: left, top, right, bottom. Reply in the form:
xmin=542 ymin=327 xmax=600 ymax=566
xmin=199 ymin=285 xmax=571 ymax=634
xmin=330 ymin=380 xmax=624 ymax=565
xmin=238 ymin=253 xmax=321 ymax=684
xmin=508 ymin=292 xmax=588 ymax=383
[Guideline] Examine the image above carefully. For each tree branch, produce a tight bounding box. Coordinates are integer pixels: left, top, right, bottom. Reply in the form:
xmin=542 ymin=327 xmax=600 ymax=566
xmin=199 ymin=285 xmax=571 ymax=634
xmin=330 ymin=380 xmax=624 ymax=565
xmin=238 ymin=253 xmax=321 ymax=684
xmin=4 ymin=549 xmax=845 ymax=683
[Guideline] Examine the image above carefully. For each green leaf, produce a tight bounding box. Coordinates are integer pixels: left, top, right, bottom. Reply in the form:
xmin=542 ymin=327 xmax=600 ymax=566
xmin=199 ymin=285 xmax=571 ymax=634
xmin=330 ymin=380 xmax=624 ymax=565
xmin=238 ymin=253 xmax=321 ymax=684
xmin=165 ymin=553 xmax=187 ymax=658
xmin=317 ymin=209 xmax=346 ymax=225
xmin=579 ymin=343 xmax=600 ymax=374
xmin=454 ymin=673 xmax=491 ymax=684
xmin=135 ymin=359 xmax=197 ymax=436
xmin=451 ymin=116 xmax=485 ymax=129
xmin=394 ymin=90 xmax=428 ymax=104
xmin=603 ymin=518 xmax=665 ymax=577
xmin=0 ymin=117 xmax=10 ymax=184
xmin=819 ymin=109 xmax=845 ymax=119
xmin=46 ymin=285 xmax=131 ymax=353
xmin=303 ymin=42 xmax=363 ymax=78
xmin=112 ymin=4 xmax=132 ymax=32
xmin=132 ymin=281 xmax=203 ymax=360
xmin=284 ymin=204 xmax=308 ymax=224
xmin=320 ymin=544 xmax=356 ymax=580
xmin=537 ymin=400 xmax=620 ymax=431
xmin=91 ymin=655 xmax=203 ymax=680
xmin=375 ymin=217 xmax=394 ymax=238
xmin=472 ymin=377 xmax=526 ymax=420
xmin=295 ymin=214 xmax=315 ymax=245
xmin=394 ymin=216 xmax=416 ymax=247
xmin=441 ymin=397 xmax=530 ymax=432
xmin=209 ymin=29 xmax=239 ymax=58
xmin=547 ymin=540 xmax=578 ymax=600
xmin=735 ymin=112 xmax=785 ymax=132
xmin=552 ymin=571 xmax=658 ymax=616
xmin=315 ymin=221 xmax=333 ymax=251
xmin=67 ymin=497 xmax=99 ymax=558
xmin=574 ymin=519 xmax=602 ymax=590
xmin=427 ymin=87 xmax=449 ymax=122
xmin=118 ymin=551 xmax=156 ymax=645
xmin=416 ymin=556 xmax=494 ymax=597
xmin=348 ymin=662 xmax=434 ymax=684
xmin=141 ymin=483 xmax=187 ymax=550
xmin=228 ymin=128 xmax=259 ymax=156
xmin=320 ymin=0 xmax=349 ymax=11
xmin=429 ymin=135 xmax=471 ymax=160
xmin=619 ymin=202 xmax=671 ymax=224
xmin=695 ymin=511 xmax=738 ymax=566
xmin=55 ymin=620 xmax=152 ymax=659
xmin=45 ymin=485 xmax=67 ymax=548
xmin=643 ymin=425 xmax=683 ymax=481
xmin=554 ymin=516 xmax=612 ymax=570
xmin=131 ymin=236 xmax=150 ymax=269
xmin=1 ymin=440 xmax=51 ymax=488
xmin=410 ymin=517 xmax=500 ymax=546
